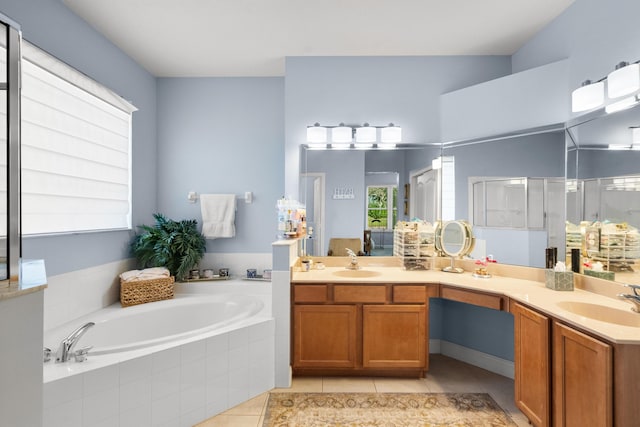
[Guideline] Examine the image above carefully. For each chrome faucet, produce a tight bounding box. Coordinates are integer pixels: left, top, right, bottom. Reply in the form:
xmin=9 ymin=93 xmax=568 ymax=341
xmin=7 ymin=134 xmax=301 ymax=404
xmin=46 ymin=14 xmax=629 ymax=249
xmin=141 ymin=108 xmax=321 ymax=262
xmin=618 ymin=284 xmax=640 ymax=313
xmin=55 ymin=322 xmax=95 ymax=363
xmin=345 ymin=248 xmax=360 ymax=270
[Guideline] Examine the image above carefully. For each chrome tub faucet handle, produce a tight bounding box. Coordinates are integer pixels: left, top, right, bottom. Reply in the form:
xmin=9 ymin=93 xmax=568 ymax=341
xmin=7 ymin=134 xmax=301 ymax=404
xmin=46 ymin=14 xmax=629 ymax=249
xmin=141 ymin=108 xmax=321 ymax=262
xmin=55 ymin=322 xmax=95 ymax=363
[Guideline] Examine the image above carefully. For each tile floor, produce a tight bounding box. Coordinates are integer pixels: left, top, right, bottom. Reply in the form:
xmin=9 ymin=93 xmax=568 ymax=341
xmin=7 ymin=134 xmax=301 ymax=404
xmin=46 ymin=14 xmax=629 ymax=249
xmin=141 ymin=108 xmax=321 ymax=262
xmin=195 ymin=354 xmax=530 ymax=426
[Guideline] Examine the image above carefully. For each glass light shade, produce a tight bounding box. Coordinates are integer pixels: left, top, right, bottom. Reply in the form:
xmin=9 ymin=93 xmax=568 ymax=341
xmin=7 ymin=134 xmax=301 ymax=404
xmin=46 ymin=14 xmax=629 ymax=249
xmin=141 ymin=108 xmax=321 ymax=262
xmin=331 ymin=125 xmax=352 ymax=143
xmin=306 ymin=125 xmax=327 ymax=143
xmin=355 ymin=126 xmax=376 ymax=143
xmin=381 ymin=124 xmax=402 ymax=143
xmin=571 ymin=81 xmax=604 ymax=112
xmin=607 ymin=63 xmax=640 ymax=98
xmin=604 ymin=95 xmax=638 ymax=114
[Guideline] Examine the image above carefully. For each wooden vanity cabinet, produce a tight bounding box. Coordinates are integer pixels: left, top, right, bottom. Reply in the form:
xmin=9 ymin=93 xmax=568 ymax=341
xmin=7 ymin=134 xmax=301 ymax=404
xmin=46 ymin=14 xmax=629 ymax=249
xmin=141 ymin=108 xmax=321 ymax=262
xmin=511 ymin=302 xmax=551 ymax=427
xmin=292 ymin=283 xmax=433 ymax=377
xmin=441 ymin=285 xmax=507 ymax=311
xmin=293 ymin=304 xmax=358 ymax=368
xmin=512 ymin=302 xmax=616 ymax=427
xmin=362 ymin=304 xmax=426 ymax=369
xmin=553 ymin=322 xmax=612 ymax=427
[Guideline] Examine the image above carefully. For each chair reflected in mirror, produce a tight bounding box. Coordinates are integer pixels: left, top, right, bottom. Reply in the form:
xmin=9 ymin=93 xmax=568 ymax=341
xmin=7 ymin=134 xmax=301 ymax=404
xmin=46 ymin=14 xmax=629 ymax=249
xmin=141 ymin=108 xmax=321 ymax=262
xmin=327 ymin=238 xmax=364 ymax=256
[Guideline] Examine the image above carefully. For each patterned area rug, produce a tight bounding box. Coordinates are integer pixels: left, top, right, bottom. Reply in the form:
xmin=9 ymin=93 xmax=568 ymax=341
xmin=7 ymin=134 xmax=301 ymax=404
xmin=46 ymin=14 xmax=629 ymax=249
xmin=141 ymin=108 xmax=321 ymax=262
xmin=262 ymin=392 xmax=517 ymax=427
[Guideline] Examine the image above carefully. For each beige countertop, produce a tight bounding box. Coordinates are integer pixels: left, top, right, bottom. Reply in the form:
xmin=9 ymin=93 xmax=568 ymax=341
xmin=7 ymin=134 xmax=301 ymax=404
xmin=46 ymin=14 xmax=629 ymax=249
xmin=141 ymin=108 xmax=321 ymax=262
xmin=0 ymin=282 xmax=47 ymax=301
xmin=291 ymin=260 xmax=640 ymax=345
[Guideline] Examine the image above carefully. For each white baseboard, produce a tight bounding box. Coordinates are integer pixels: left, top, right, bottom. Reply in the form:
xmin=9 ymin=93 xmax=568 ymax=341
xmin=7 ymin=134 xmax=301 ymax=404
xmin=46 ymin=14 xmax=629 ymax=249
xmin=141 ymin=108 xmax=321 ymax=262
xmin=430 ymin=339 xmax=514 ymax=379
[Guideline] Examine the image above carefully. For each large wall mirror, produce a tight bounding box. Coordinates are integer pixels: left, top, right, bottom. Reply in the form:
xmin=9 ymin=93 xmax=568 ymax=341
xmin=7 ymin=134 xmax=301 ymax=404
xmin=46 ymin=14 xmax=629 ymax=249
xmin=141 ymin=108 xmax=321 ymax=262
xmin=299 ymin=129 xmax=566 ymax=270
xmin=441 ymin=129 xmax=566 ymax=268
xmin=566 ymin=104 xmax=640 ymax=286
xmin=299 ymin=144 xmax=440 ymax=256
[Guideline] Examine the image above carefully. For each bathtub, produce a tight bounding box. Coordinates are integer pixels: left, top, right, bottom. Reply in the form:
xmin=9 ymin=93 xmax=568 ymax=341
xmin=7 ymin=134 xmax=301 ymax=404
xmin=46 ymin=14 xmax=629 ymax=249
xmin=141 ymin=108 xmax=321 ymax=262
xmin=44 ymin=293 xmax=264 ymax=355
xmin=43 ymin=283 xmax=275 ymax=427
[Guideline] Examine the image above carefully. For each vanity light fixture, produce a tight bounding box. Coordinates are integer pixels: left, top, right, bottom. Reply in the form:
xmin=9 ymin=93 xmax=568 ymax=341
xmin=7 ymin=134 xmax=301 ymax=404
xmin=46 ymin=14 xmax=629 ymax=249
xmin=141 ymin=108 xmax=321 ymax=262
xmin=607 ymin=62 xmax=640 ymax=99
xmin=306 ymin=123 xmax=328 ymax=149
xmin=571 ymin=80 xmax=605 ymax=112
xmin=604 ymin=94 xmax=639 ymax=114
xmin=331 ymin=123 xmax=352 ymax=144
xmin=381 ymin=123 xmax=402 ymax=143
xmin=355 ymin=123 xmax=376 ymax=148
xmin=305 ymin=122 xmax=403 ymax=149
xmin=571 ymin=59 xmax=640 ymax=113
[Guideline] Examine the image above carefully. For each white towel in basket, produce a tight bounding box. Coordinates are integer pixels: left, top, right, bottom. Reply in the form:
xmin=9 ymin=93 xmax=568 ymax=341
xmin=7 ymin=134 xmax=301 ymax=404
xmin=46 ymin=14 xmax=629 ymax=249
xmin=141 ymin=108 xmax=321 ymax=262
xmin=119 ymin=267 xmax=171 ymax=282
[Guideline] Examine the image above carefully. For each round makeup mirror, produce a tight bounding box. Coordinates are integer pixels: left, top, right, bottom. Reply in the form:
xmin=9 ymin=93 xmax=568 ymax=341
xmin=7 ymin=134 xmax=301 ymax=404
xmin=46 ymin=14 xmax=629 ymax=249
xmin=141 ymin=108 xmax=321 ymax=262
xmin=436 ymin=220 xmax=475 ymax=273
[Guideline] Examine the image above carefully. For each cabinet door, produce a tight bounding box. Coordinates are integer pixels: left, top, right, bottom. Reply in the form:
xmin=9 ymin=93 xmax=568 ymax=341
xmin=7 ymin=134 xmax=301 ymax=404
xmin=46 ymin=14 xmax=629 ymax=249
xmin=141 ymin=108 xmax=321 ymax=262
xmin=362 ymin=304 xmax=426 ymax=368
xmin=553 ymin=322 xmax=612 ymax=427
xmin=511 ymin=303 xmax=550 ymax=427
xmin=293 ymin=305 xmax=357 ymax=368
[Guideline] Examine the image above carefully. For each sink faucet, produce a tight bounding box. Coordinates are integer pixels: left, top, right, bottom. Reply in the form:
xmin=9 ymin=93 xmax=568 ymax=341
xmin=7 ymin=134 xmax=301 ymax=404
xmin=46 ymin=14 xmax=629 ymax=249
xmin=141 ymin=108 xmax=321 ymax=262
xmin=55 ymin=322 xmax=95 ymax=363
xmin=345 ymin=248 xmax=360 ymax=270
xmin=618 ymin=284 xmax=640 ymax=313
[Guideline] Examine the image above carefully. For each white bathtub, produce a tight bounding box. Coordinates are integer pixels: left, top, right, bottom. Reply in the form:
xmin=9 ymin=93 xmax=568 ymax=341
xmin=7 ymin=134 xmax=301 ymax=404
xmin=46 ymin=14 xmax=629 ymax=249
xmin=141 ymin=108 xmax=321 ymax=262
xmin=44 ymin=293 xmax=264 ymax=355
xmin=43 ymin=284 xmax=275 ymax=427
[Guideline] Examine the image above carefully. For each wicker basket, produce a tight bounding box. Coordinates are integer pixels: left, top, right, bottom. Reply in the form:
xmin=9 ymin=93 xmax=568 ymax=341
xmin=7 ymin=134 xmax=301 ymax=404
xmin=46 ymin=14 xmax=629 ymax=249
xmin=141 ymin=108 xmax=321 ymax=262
xmin=120 ymin=276 xmax=175 ymax=307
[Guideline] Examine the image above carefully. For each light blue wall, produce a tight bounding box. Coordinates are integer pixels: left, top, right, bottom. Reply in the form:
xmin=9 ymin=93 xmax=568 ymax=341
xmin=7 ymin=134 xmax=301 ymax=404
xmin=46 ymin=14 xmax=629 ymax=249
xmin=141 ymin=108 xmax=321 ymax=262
xmin=513 ymin=0 xmax=640 ymax=91
xmin=0 ymin=0 xmax=157 ymax=276
xmin=578 ymin=150 xmax=640 ymax=179
xmin=156 ymin=77 xmax=284 ymax=253
xmin=441 ymin=299 xmax=514 ymax=360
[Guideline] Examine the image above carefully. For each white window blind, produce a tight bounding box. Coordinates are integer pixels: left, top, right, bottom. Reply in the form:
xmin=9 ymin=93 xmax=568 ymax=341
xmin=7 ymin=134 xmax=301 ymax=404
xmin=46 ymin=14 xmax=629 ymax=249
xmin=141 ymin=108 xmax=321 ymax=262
xmin=20 ymin=42 xmax=136 ymax=235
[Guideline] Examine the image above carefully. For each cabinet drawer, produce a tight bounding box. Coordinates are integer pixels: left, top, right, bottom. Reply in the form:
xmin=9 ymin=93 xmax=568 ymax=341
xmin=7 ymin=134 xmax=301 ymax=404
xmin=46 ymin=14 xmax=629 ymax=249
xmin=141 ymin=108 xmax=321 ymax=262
xmin=441 ymin=286 xmax=505 ymax=311
xmin=393 ymin=285 xmax=426 ymax=303
xmin=293 ymin=285 xmax=328 ymax=303
xmin=334 ymin=285 xmax=387 ymax=303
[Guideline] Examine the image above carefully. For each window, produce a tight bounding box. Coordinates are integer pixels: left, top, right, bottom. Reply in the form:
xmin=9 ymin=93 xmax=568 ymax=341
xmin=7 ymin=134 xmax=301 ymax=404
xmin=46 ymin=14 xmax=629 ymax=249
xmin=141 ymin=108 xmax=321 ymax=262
xmin=469 ymin=177 xmax=552 ymax=229
xmin=19 ymin=42 xmax=136 ymax=235
xmin=367 ymin=186 xmax=397 ymax=229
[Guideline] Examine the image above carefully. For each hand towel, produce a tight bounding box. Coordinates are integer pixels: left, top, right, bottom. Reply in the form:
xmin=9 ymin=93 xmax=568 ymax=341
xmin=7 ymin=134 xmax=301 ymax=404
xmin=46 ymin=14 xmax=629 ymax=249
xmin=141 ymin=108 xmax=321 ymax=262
xmin=119 ymin=267 xmax=170 ymax=282
xmin=200 ymin=194 xmax=236 ymax=239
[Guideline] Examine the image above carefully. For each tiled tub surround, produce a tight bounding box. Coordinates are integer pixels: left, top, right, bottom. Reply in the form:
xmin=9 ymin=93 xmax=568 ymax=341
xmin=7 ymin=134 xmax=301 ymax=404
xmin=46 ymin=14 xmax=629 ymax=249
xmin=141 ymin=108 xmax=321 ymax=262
xmin=42 ymin=253 xmax=272 ymax=331
xmin=43 ymin=281 xmax=275 ymax=427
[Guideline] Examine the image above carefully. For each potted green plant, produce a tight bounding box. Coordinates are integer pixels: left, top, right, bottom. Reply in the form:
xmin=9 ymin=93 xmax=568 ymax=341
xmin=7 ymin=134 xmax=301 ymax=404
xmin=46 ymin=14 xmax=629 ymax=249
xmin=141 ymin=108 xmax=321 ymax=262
xmin=131 ymin=213 xmax=206 ymax=281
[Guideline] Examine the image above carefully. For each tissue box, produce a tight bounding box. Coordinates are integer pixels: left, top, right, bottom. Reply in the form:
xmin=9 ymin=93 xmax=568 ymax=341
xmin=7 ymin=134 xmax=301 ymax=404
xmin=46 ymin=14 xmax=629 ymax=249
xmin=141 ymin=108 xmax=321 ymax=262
xmin=583 ymin=269 xmax=615 ymax=281
xmin=545 ymin=270 xmax=574 ymax=291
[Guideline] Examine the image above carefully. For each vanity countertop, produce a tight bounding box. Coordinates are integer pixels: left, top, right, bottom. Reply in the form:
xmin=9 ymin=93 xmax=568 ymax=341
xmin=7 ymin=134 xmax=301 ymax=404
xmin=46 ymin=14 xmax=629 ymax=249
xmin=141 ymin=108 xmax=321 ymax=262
xmin=0 ymin=282 xmax=47 ymax=301
xmin=292 ymin=264 xmax=640 ymax=345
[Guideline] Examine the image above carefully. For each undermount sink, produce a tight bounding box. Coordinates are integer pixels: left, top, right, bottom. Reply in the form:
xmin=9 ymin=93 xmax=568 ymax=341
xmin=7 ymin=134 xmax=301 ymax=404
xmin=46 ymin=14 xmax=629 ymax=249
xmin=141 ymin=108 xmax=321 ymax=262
xmin=332 ymin=269 xmax=382 ymax=278
xmin=556 ymin=301 xmax=640 ymax=327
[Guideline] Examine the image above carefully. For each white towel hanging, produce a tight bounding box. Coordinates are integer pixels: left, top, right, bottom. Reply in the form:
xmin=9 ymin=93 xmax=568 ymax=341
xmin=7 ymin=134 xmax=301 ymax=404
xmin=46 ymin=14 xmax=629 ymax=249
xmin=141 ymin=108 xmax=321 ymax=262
xmin=200 ymin=194 xmax=236 ymax=239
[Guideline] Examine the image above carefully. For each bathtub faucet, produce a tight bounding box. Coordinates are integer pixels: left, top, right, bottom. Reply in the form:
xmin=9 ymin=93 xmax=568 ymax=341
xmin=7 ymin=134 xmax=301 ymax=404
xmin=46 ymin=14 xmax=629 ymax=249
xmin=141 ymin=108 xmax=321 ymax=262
xmin=55 ymin=322 xmax=95 ymax=363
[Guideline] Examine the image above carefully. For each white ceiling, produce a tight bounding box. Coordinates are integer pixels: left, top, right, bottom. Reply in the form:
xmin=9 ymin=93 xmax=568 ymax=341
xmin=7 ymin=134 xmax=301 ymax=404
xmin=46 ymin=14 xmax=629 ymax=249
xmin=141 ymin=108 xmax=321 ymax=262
xmin=63 ymin=0 xmax=575 ymax=78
